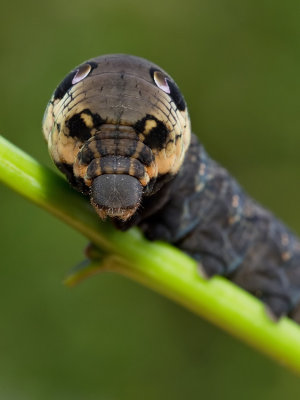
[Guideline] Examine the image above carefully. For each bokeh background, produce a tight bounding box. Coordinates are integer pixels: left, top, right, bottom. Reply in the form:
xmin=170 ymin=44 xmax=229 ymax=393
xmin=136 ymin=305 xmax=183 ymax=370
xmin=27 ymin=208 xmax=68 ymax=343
xmin=1 ymin=0 xmax=300 ymax=398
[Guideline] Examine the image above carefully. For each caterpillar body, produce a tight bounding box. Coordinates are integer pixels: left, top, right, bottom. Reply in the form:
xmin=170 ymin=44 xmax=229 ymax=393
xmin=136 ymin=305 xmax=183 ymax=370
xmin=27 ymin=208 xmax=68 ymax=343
xmin=43 ymin=54 xmax=300 ymax=322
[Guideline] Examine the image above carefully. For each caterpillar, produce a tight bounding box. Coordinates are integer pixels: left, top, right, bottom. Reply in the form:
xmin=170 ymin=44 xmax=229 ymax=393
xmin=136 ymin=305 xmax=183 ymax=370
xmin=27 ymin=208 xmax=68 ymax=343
xmin=43 ymin=54 xmax=300 ymax=323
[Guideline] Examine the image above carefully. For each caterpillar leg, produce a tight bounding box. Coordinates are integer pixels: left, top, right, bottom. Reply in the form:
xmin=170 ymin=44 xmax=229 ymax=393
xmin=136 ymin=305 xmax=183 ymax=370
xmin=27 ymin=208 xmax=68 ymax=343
xmin=176 ymin=225 xmax=295 ymax=319
xmin=290 ymin=304 xmax=300 ymax=323
xmin=141 ymin=218 xmax=295 ymax=320
xmin=232 ymin=264 xmax=292 ymax=319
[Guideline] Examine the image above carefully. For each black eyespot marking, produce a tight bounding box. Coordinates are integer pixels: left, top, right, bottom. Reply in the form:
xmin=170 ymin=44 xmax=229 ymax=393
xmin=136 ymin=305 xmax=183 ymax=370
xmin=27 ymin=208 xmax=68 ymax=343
xmin=53 ymin=62 xmax=98 ymax=100
xmin=66 ymin=109 xmax=105 ymax=141
xmin=66 ymin=113 xmax=91 ymax=141
xmin=167 ymin=80 xmax=186 ymax=111
xmin=86 ymin=61 xmax=98 ymax=70
xmin=143 ymin=121 xmax=168 ymax=150
xmin=150 ymin=68 xmax=186 ymax=111
xmin=133 ymin=114 xmax=169 ymax=150
xmin=54 ymin=70 xmax=77 ymax=100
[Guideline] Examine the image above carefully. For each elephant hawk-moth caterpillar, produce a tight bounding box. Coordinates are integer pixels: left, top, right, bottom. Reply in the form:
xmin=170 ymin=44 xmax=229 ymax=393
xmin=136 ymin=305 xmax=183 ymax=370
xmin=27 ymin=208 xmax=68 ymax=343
xmin=43 ymin=54 xmax=300 ymax=323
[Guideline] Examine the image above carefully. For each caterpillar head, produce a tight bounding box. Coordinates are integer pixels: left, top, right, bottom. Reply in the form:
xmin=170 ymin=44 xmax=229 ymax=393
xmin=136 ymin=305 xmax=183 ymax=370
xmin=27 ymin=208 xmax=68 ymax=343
xmin=43 ymin=54 xmax=191 ymax=221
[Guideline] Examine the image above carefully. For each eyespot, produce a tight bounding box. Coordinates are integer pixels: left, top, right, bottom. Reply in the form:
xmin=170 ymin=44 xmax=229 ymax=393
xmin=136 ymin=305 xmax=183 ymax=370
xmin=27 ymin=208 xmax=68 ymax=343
xmin=72 ymin=64 xmax=92 ymax=84
xmin=54 ymin=62 xmax=97 ymax=100
xmin=150 ymin=68 xmax=186 ymax=111
xmin=153 ymin=71 xmax=170 ymax=94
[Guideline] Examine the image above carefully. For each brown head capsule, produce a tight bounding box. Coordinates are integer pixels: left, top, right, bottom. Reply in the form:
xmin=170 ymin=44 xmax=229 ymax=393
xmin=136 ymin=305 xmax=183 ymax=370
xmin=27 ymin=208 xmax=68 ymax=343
xmin=42 ymin=54 xmax=191 ymax=221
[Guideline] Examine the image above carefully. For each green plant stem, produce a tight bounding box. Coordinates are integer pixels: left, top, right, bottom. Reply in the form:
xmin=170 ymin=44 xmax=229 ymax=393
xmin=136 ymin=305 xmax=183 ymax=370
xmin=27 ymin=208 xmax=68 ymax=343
xmin=1 ymin=134 xmax=300 ymax=374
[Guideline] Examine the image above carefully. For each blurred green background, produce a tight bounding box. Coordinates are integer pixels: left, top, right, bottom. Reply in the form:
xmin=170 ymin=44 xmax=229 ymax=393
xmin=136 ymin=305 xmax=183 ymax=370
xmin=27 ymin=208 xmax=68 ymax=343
xmin=1 ymin=0 xmax=300 ymax=398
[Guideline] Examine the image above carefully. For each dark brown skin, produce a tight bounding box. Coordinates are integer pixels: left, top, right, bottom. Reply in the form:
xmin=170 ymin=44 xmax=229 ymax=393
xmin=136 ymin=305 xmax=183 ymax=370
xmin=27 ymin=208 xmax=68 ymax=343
xmin=43 ymin=54 xmax=300 ymax=323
